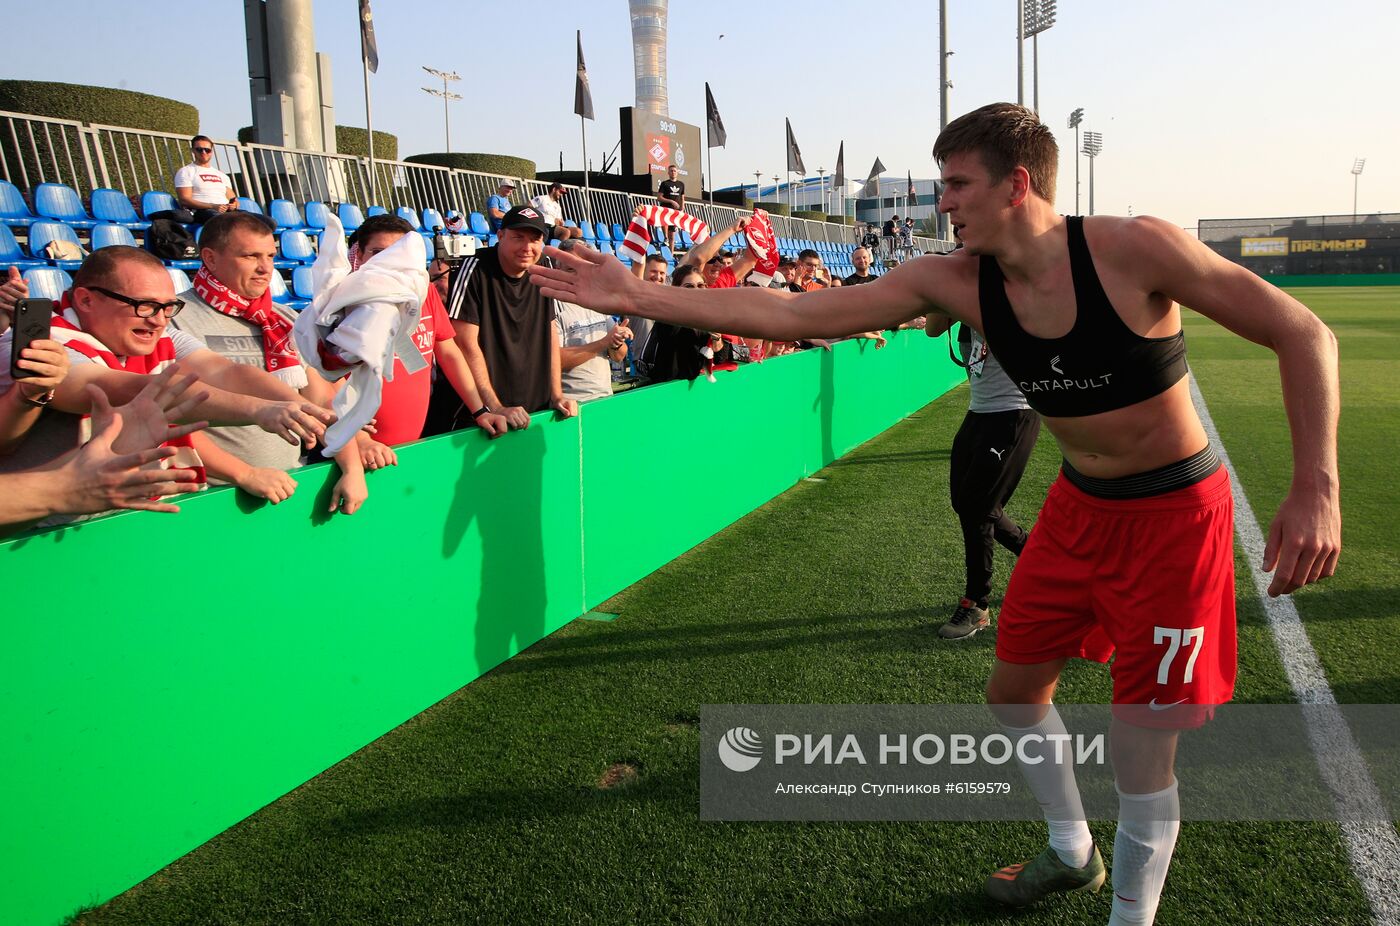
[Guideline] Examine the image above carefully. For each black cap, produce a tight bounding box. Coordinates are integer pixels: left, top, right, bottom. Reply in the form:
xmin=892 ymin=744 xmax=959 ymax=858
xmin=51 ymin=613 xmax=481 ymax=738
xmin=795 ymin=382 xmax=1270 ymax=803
xmin=500 ymin=205 xmax=550 ymax=237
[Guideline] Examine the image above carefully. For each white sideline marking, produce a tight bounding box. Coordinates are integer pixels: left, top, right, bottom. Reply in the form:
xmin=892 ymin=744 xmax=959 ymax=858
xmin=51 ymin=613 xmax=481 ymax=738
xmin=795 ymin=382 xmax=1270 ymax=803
xmin=1190 ymin=375 xmax=1399 ymax=926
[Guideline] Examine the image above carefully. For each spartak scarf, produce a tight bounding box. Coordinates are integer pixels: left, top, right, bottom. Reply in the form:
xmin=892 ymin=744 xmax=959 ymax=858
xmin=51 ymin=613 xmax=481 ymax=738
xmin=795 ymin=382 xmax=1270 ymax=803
xmin=192 ymin=266 xmax=307 ymax=388
xmin=619 ymin=206 xmax=712 ymax=260
xmin=48 ymin=307 xmax=206 ymax=487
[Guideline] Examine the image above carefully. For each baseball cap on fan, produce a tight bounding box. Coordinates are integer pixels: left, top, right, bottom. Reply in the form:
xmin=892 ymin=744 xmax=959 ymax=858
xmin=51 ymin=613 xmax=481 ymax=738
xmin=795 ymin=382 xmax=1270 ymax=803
xmin=500 ymin=205 xmax=550 ymax=236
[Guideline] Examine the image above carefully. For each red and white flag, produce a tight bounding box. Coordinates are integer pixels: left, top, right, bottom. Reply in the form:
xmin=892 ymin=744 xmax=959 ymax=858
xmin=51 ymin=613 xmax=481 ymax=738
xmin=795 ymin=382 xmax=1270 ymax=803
xmin=619 ymin=206 xmax=711 ymax=260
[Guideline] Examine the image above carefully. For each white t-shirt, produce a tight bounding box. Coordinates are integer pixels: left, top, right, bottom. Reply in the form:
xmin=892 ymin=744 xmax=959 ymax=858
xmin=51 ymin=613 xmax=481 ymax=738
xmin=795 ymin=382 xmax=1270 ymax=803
xmin=555 ymin=302 xmax=614 ymax=403
xmin=173 ymin=162 xmax=233 ymax=206
xmin=529 ymin=194 xmax=565 ymax=230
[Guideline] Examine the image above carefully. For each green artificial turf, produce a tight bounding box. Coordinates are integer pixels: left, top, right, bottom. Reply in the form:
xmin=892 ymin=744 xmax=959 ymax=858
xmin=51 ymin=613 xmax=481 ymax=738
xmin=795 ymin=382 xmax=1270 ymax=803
xmin=73 ymin=289 xmax=1396 ymax=926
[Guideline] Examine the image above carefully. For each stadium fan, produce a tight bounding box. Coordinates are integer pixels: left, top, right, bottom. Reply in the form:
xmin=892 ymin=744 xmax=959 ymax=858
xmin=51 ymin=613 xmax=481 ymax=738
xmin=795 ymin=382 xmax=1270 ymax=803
xmin=173 ymin=135 xmax=239 ymax=224
xmin=843 ymin=246 xmax=876 ymax=286
xmin=656 ymin=164 xmax=686 ymax=251
xmin=0 ymin=247 xmax=334 ymax=491
xmin=170 ymin=212 xmax=369 ymax=511
xmin=485 ymin=180 xmax=515 ymax=234
xmin=337 ymin=214 xmax=507 ymax=443
xmin=528 ymin=181 xmax=582 ymax=241
xmin=553 ymin=242 xmax=630 ymax=404
xmin=529 ymin=101 xmax=1341 ymax=926
xmin=0 ymin=372 xmax=208 ymax=532
xmin=432 ymin=204 xmax=577 ymax=434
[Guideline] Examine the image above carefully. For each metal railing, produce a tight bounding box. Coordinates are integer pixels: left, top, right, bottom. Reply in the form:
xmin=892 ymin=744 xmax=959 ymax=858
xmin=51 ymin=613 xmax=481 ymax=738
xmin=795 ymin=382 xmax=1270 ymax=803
xmin=0 ymin=109 xmax=953 ymax=253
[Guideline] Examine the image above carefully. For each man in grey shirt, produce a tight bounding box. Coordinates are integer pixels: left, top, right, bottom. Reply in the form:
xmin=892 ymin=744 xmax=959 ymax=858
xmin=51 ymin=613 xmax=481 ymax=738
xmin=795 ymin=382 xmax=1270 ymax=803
xmin=557 ymin=301 xmax=630 ymax=403
xmin=931 ymin=319 xmax=1041 ymax=639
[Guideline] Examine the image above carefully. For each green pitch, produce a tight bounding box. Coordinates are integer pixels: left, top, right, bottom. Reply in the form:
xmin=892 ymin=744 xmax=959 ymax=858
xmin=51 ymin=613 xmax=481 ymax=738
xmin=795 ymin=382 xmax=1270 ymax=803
xmin=71 ymin=288 xmax=1397 ymax=926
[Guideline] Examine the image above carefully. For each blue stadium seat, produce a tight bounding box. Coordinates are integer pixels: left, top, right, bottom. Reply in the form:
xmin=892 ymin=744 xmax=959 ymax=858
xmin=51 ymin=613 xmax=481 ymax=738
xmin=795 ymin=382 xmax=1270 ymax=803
xmin=292 ymin=266 xmax=316 ymax=301
xmin=611 ymin=223 xmax=626 ymax=243
xmin=576 ymin=221 xmax=596 ymax=242
xmin=366 ymin=205 xmax=387 ymax=217
xmin=338 ymin=203 xmax=365 ymax=233
xmin=90 ymin=189 xmax=150 ymax=231
xmin=395 ymin=206 xmax=424 ymax=232
xmin=659 ymin=245 xmax=674 ymax=263
xmin=22 ymin=266 xmax=72 ymax=301
xmin=278 ymin=230 xmax=315 ymax=268
xmin=678 ymin=228 xmax=693 ymax=249
xmin=33 ymin=183 xmax=97 ymax=230
xmin=468 ymin=212 xmax=491 ymax=242
xmin=268 ymin=199 xmax=305 ymax=231
xmin=90 ymin=223 xmax=138 ymax=250
xmin=236 ymin=197 xmax=264 ymax=215
xmin=421 ymin=207 xmax=447 ymax=233
xmin=487 ymin=234 xmax=498 ymax=247
xmin=302 ymin=201 xmax=332 ymax=231
xmin=167 ymin=267 xmax=193 ymax=294
xmin=141 ymin=191 xmax=178 ymax=220
xmin=594 ymin=221 xmax=611 ymax=242
xmin=27 ymin=222 xmax=86 ymax=270
xmin=267 ymin=270 xmax=305 ymax=310
xmin=596 ymin=240 xmax=615 ymax=258
xmin=0 ymin=180 xmax=39 ymax=228
xmin=0 ymin=225 xmax=46 ymax=271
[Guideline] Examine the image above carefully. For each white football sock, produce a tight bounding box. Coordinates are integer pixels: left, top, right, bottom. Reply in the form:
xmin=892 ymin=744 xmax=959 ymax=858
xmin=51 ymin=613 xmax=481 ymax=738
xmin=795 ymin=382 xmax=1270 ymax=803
xmin=1107 ymin=778 xmax=1181 ymax=926
xmin=1000 ymin=704 xmax=1094 ymax=868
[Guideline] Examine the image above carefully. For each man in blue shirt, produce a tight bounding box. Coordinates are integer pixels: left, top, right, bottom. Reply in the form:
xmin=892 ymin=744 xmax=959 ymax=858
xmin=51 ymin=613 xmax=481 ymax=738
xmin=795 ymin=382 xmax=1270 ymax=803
xmin=485 ymin=180 xmax=515 ymax=233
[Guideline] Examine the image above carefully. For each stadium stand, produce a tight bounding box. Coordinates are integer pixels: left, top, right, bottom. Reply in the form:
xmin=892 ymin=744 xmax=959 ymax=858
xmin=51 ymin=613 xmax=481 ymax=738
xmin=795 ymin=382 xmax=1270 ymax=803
xmin=34 ymin=183 xmax=98 ymax=230
xmin=90 ymin=189 xmax=150 ymax=230
xmin=21 ymin=266 xmax=72 ymax=301
xmin=27 ymin=222 xmax=86 ymax=270
xmin=0 ymin=180 xmax=40 ymax=228
xmin=0 ymin=225 xmax=46 ymax=271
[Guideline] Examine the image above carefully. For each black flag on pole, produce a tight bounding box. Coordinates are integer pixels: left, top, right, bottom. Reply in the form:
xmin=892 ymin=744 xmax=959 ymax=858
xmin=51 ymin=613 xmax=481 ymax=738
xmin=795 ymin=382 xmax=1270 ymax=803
xmin=907 ymin=171 xmax=918 ymax=206
xmin=833 ymin=141 xmax=845 ymax=188
xmin=574 ymin=31 xmax=594 ymax=120
xmin=860 ymin=157 xmax=885 ymax=197
xmin=705 ymin=83 xmax=726 ymax=148
xmin=359 ymin=0 xmax=378 ymax=73
xmin=785 ymin=119 xmax=805 ymax=174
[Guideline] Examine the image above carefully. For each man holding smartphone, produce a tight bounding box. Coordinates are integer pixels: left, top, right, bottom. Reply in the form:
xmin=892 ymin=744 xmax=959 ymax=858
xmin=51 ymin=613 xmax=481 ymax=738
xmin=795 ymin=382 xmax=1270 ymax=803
xmin=0 ymin=298 xmax=70 ymax=455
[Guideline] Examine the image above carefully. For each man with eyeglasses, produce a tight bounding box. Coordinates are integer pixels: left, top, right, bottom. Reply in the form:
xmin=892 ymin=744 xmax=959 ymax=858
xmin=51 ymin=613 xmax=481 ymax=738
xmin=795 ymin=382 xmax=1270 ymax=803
xmin=174 ymin=135 xmax=239 ymax=224
xmin=0 ymin=246 xmax=334 ymax=494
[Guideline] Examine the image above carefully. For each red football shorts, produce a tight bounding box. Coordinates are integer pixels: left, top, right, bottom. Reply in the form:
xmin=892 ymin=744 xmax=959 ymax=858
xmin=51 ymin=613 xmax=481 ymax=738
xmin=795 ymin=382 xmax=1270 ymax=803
xmin=996 ymin=466 xmax=1237 ymax=729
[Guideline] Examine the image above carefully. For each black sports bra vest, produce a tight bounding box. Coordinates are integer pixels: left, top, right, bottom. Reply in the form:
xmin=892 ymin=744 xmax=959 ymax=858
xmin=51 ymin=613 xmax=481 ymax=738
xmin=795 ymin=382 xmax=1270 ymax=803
xmin=977 ymin=216 xmax=1188 ymax=418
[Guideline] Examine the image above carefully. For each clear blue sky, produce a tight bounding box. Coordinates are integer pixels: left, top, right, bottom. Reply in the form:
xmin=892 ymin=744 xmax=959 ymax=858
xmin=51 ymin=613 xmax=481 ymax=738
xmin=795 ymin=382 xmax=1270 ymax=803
xmin=4 ymin=1 xmax=1397 ymax=230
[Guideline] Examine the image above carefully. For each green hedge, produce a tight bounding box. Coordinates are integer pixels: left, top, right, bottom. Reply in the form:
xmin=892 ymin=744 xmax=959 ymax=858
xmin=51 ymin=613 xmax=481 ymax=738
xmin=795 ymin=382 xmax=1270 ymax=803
xmin=235 ymin=125 xmax=397 ymax=161
xmin=0 ymin=80 xmax=197 ymax=135
xmin=793 ymin=209 xmax=826 ymax=221
xmin=754 ymin=201 xmax=790 ymax=216
xmin=826 ymin=214 xmax=853 ymax=225
xmin=0 ymin=81 xmax=198 ymax=197
xmin=335 ymin=126 xmax=397 ymax=160
xmin=406 ymin=152 xmax=536 ymax=179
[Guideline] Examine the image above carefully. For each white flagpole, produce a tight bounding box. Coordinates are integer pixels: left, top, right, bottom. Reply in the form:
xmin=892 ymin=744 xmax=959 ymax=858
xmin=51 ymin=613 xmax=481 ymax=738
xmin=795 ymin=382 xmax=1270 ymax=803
xmin=580 ymin=115 xmax=592 ymax=229
xmin=362 ymin=54 xmax=375 ymax=204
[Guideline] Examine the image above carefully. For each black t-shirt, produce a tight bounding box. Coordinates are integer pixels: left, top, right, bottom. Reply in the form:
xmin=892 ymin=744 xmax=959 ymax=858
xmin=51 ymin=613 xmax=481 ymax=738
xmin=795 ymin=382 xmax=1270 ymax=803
xmin=882 ymin=219 xmax=896 ymax=237
xmin=843 ymin=272 xmax=875 ymax=286
xmin=639 ymin=322 xmax=706 ymax=383
xmin=658 ymin=179 xmax=685 ymax=206
xmin=446 ymin=247 xmax=558 ymax=413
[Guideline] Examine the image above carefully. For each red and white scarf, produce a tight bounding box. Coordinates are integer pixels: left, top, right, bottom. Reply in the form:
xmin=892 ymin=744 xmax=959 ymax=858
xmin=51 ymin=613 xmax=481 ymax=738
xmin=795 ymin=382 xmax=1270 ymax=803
xmin=49 ymin=308 xmax=206 ymax=487
xmin=619 ymin=206 xmax=712 ymax=260
xmin=191 ymin=267 xmax=307 ymax=388
xmin=741 ymin=209 xmax=781 ymax=286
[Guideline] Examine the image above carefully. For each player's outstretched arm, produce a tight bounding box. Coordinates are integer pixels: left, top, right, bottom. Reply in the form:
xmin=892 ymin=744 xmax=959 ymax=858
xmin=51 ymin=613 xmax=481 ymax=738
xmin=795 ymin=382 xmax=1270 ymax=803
xmin=1129 ymin=215 xmax=1341 ymax=596
xmin=530 ymin=245 xmax=964 ymax=343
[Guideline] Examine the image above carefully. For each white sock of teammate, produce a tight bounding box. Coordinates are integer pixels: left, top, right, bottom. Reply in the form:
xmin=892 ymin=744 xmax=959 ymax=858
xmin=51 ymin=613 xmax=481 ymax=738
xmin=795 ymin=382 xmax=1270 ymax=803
xmin=1000 ymin=704 xmax=1094 ymax=868
xmin=1107 ymin=778 xmax=1180 ymax=926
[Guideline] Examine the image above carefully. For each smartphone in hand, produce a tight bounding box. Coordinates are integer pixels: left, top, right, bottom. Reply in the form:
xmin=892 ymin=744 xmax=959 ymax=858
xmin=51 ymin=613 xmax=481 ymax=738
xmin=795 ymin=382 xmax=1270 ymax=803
xmin=10 ymin=297 xmax=53 ymax=380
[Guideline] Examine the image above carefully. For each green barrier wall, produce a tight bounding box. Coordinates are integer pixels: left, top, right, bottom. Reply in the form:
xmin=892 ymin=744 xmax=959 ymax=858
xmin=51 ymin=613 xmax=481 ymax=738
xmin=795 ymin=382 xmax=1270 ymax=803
xmin=1264 ymin=272 xmax=1400 ymax=287
xmin=1 ymin=332 xmax=961 ymax=926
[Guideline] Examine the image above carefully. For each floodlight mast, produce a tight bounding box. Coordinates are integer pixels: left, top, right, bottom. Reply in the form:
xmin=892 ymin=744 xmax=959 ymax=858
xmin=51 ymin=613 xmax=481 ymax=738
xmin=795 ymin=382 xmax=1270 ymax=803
xmin=1352 ymin=158 xmax=1366 ymax=220
xmin=1068 ymin=107 xmax=1084 ymax=215
xmin=1022 ymin=0 xmax=1056 ymax=114
xmin=421 ymin=66 xmax=463 ymax=153
xmin=1082 ymin=130 xmax=1103 ymax=215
